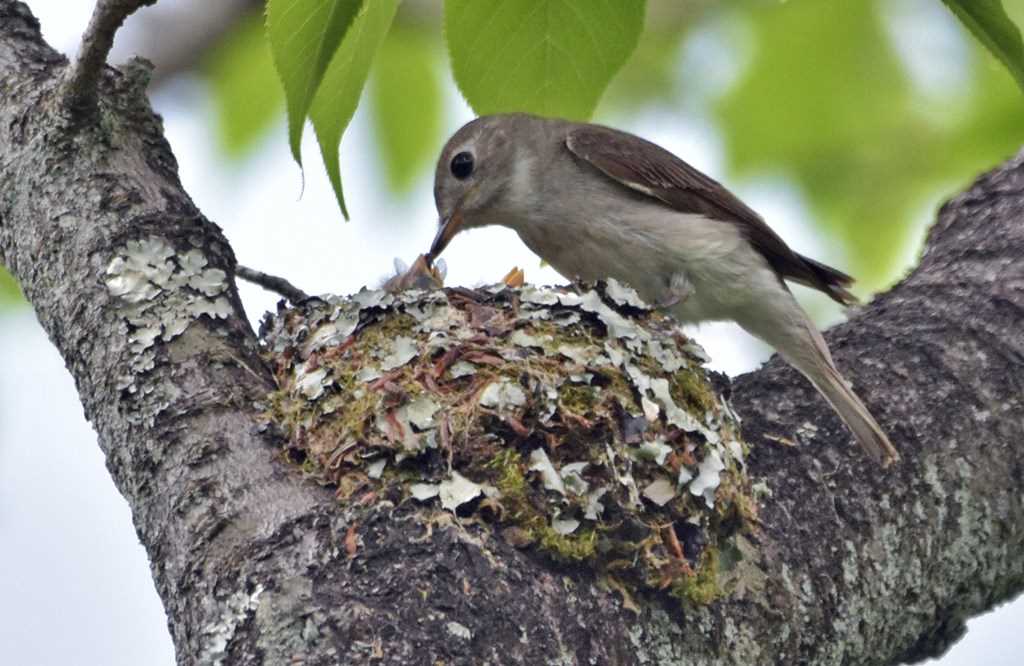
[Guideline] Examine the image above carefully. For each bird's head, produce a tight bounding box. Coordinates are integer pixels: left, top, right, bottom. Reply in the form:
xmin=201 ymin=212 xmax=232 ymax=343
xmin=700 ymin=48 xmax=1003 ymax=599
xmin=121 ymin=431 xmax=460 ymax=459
xmin=428 ymin=114 xmax=536 ymax=261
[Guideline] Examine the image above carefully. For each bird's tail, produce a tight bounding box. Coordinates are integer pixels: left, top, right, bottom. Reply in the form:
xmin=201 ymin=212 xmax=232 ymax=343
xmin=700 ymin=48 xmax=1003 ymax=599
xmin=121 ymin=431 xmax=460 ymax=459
xmin=801 ymin=356 xmax=900 ymax=466
xmin=740 ymin=301 xmax=900 ymax=466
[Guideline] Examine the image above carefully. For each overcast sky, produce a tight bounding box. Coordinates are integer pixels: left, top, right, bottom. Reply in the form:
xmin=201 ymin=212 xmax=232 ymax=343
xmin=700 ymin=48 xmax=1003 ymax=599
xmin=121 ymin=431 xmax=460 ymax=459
xmin=0 ymin=2 xmax=1020 ymax=664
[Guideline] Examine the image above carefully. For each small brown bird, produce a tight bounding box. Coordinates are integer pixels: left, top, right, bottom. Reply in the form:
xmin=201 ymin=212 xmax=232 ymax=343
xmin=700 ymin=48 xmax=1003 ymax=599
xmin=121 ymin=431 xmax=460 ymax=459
xmin=426 ymin=113 xmax=899 ymax=466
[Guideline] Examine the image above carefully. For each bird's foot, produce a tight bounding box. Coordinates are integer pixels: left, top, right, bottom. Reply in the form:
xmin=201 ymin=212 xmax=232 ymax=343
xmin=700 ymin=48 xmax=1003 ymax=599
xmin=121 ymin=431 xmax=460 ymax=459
xmin=656 ymin=272 xmax=693 ymax=309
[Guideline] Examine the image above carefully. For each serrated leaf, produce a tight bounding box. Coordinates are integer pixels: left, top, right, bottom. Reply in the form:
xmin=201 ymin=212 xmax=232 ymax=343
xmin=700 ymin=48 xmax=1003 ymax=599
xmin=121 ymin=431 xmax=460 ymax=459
xmin=309 ymin=0 xmax=400 ymax=219
xmin=370 ymin=24 xmax=443 ymax=193
xmin=204 ymin=13 xmax=283 ymax=158
xmin=444 ymin=0 xmax=646 ymax=120
xmin=266 ymin=0 xmax=365 ymax=164
xmin=942 ymin=0 xmax=1024 ymax=91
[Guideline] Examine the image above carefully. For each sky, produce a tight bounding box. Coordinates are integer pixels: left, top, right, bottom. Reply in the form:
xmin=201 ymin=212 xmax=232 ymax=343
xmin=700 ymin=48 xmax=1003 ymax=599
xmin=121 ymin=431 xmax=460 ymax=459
xmin=0 ymin=2 xmax=1020 ymax=664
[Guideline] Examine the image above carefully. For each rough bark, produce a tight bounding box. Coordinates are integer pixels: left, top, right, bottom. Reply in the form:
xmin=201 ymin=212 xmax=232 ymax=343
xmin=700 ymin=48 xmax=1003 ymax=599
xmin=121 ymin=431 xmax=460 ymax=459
xmin=1 ymin=2 xmax=1022 ymax=664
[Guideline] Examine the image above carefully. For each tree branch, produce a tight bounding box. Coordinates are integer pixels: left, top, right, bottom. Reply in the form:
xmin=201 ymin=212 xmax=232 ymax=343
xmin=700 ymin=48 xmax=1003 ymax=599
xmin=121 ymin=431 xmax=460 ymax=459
xmin=2 ymin=1 xmax=1023 ymax=664
xmin=62 ymin=0 xmax=155 ymax=114
xmin=235 ymin=264 xmax=311 ymax=303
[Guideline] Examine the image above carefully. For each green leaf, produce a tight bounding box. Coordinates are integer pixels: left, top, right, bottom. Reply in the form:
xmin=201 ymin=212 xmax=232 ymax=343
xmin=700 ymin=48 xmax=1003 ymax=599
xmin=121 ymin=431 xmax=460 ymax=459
xmin=204 ymin=13 xmax=284 ymax=158
xmin=266 ymin=0 xmax=365 ymax=164
xmin=714 ymin=0 xmax=1024 ymax=290
xmin=309 ymin=0 xmax=400 ymax=218
xmin=715 ymin=1 xmax=917 ymax=286
xmin=942 ymin=0 xmax=1024 ymax=91
xmin=0 ymin=266 xmax=24 ymax=306
xmin=444 ymin=0 xmax=647 ymax=120
xmin=370 ymin=24 xmax=444 ymax=193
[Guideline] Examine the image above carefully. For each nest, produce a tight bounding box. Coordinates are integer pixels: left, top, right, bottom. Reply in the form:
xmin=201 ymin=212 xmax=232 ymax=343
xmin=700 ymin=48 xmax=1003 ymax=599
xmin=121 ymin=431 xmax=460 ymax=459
xmin=261 ymin=280 xmax=759 ymax=604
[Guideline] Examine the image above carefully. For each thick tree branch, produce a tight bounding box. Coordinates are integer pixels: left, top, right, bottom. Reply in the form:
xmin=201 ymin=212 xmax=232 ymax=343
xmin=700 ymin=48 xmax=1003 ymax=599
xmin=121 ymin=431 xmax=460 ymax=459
xmin=727 ymin=153 xmax=1024 ymax=662
xmin=2 ymin=2 xmax=1022 ymax=664
xmin=2 ymin=2 xmax=338 ymax=661
xmin=61 ymin=0 xmax=154 ymax=114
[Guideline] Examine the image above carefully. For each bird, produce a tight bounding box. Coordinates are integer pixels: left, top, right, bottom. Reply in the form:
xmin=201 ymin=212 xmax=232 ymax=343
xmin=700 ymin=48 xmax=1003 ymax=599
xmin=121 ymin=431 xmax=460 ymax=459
xmin=425 ymin=113 xmax=899 ymax=466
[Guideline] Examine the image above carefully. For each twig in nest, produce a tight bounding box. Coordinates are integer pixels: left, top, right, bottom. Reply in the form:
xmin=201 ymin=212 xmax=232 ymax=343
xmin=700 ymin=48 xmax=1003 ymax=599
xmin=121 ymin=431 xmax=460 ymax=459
xmin=63 ymin=0 xmax=157 ymax=114
xmin=235 ymin=265 xmax=310 ymax=304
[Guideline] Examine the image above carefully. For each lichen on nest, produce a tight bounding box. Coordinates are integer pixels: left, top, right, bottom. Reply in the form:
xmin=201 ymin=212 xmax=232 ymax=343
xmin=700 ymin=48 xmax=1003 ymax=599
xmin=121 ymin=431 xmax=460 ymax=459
xmin=259 ymin=279 xmax=758 ymax=605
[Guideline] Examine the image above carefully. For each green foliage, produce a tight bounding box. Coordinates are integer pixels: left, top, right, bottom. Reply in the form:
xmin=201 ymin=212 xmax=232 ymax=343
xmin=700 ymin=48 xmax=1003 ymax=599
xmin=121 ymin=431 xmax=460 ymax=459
xmin=308 ymin=0 xmax=400 ymax=218
xmin=600 ymin=25 xmax=688 ymax=114
xmin=240 ymin=0 xmax=1024 ymax=258
xmin=0 ymin=267 xmax=22 ymax=306
xmin=370 ymin=24 xmax=444 ymax=193
xmin=715 ymin=0 xmax=1024 ymax=288
xmin=444 ymin=0 xmax=647 ymax=120
xmin=205 ymin=13 xmax=283 ymax=158
xmin=265 ymin=0 xmax=364 ymax=165
xmin=942 ymin=0 xmax=1024 ymax=91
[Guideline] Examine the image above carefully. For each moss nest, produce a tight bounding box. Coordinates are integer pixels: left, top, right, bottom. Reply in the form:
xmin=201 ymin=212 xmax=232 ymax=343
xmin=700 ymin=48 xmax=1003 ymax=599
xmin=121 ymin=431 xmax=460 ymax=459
xmin=260 ymin=280 xmax=758 ymax=606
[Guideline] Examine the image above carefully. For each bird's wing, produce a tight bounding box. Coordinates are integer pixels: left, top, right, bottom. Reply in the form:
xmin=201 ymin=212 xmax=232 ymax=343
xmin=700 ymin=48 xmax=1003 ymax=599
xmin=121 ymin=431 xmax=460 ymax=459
xmin=565 ymin=125 xmax=856 ymax=305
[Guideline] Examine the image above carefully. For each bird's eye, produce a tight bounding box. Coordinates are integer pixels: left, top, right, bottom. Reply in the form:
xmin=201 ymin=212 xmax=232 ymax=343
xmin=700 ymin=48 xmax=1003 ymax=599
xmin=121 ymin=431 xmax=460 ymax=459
xmin=450 ymin=151 xmax=474 ymax=180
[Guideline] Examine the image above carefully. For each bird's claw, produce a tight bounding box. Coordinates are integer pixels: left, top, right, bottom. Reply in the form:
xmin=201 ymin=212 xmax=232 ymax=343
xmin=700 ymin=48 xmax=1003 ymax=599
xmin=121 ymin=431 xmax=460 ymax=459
xmin=656 ymin=272 xmax=693 ymax=309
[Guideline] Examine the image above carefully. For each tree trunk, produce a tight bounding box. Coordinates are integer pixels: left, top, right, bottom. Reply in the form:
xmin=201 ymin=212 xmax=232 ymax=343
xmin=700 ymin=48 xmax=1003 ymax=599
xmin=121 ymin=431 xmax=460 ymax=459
xmin=1 ymin=2 xmax=1022 ymax=664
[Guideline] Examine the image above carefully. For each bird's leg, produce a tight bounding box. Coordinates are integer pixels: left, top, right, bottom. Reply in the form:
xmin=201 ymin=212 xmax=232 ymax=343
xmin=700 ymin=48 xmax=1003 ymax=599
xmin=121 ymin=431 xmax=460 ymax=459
xmin=568 ymin=274 xmax=590 ymax=294
xmin=656 ymin=271 xmax=693 ymax=309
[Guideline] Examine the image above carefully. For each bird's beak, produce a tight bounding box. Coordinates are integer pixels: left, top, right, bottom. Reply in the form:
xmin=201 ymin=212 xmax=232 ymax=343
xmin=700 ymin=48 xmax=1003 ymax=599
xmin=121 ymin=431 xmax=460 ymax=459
xmin=427 ymin=207 xmax=464 ymax=263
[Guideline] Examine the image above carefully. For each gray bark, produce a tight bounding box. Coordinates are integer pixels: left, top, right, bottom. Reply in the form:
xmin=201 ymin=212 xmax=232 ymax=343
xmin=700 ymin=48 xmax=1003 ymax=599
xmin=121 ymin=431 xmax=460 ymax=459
xmin=1 ymin=1 xmax=1022 ymax=664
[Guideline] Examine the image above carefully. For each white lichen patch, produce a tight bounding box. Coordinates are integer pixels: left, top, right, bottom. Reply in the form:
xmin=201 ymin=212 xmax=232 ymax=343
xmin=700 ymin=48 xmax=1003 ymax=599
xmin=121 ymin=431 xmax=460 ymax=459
xmin=690 ymin=447 xmax=726 ymax=508
xmin=557 ymin=343 xmax=603 ymax=366
xmin=410 ymin=483 xmax=440 ymax=501
xmin=560 ymin=462 xmax=590 ymax=496
xmin=404 ymin=396 xmax=440 ymax=430
xmin=643 ymin=477 xmax=678 ymax=506
xmin=479 ymin=380 xmax=527 ymax=410
xmin=552 ymin=515 xmax=581 ymax=535
xmin=446 ymin=621 xmax=473 ymax=640
xmin=105 ymin=235 xmax=232 ymax=389
xmin=198 ymin=584 xmax=265 ymax=666
xmin=295 ymin=364 xmax=330 ymax=400
xmin=380 ymin=336 xmax=419 ymax=370
xmin=584 ymin=487 xmax=608 ymax=520
xmin=366 ymin=458 xmax=387 ymax=479
xmin=604 ymin=277 xmax=650 ymax=310
xmin=635 ymin=440 xmax=673 ymax=465
xmin=510 ymin=329 xmax=551 ymax=349
xmin=439 ymin=471 xmax=484 ymax=512
xmin=448 ymin=361 xmax=477 ymax=378
xmin=578 ymin=289 xmax=646 ymax=342
xmin=529 ymin=448 xmax=567 ymax=495
xmin=351 ymin=287 xmax=390 ymax=309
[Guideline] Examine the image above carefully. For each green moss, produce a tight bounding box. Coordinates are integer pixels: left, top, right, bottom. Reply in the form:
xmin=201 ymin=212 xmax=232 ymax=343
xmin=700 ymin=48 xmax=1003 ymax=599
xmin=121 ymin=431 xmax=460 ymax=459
xmin=538 ymin=526 xmax=598 ymax=561
xmin=317 ymin=388 xmax=377 ymax=451
xmin=559 ymin=382 xmax=599 ymax=414
xmin=485 ymin=449 xmax=598 ymax=561
xmin=594 ymin=366 xmax=640 ymax=409
xmin=669 ymin=367 xmax=717 ymax=415
xmin=671 ymin=548 xmax=722 ymax=605
xmin=489 ymin=449 xmax=529 ymax=507
xmin=526 ymin=319 xmax=593 ymax=345
xmin=364 ymin=311 xmax=418 ymax=342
